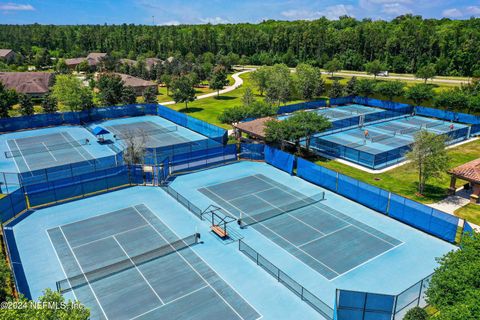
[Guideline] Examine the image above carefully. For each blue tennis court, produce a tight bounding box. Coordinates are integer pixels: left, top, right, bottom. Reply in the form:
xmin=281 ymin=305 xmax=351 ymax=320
xmin=6 ymin=131 xmax=93 ymax=172
xmin=169 ymin=161 xmax=456 ymax=311
xmin=199 ymin=174 xmax=402 ymax=280
xmin=48 ymin=204 xmax=259 ymax=320
xmin=311 ymin=115 xmax=470 ymax=169
xmin=277 ymin=104 xmax=382 ymax=121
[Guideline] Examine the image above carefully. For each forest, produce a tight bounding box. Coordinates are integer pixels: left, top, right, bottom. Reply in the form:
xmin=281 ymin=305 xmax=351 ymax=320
xmin=0 ymin=15 xmax=479 ymax=76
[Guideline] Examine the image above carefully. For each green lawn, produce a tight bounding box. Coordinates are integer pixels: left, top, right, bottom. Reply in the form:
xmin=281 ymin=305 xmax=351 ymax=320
xmin=313 ymin=139 xmax=480 ymax=204
xmin=455 ymin=204 xmax=480 ymax=226
xmin=168 ymin=72 xmax=304 ymax=129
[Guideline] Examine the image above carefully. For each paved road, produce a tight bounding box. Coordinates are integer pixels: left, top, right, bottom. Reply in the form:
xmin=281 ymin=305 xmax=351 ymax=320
xmin=320 ymin=71 xmax=470 ymax=85
xmin=162 ymin=68 xmax=255 ymax=105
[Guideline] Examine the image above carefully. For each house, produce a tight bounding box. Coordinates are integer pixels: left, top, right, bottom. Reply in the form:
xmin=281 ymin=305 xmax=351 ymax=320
xmin=0 ymin=72 xmax=54 ymax=97
xmin=119 ymin=58 xmax=137 ymax=67
xmin=448 ymin=158 xmax=480 ymax=204
xmin=145 ymin=58 xmax=162 ymax=71
xmin=0 ymin=49 xmax=17 ymax=63
xmin=115 ymin=73 xmax=157 ymax=95
xmin=65 ymin=52 xmax=108 ymax=70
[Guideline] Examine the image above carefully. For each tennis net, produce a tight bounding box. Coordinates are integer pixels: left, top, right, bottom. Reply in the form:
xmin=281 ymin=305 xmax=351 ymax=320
xmin=115 ymin=125 xmax=178 ymax=139
xmin=240 ymin=192 xmax=326 ymax=227
xmin=56 ymin=233 xmax=200 ymax=294
xmin=370 ymin=133 xmax=394 ymax=143
xmin=5 ymin=139 xmax=88 ymax=158
xmin=425 ymin=120 xmax=444 ymax=128
xmin=399 ymin=127 xmax=422 ymax=135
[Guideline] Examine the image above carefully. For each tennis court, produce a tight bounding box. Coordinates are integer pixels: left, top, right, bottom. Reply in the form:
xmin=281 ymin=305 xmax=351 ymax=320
xmin=5 ymin=131 xmax=94 ymax=172
xmin=199 ymin=174 xmax=402 ymax=280
xmin=277 ymin=104 xmax=382 ymax=121
xmin=311 ymin=115 xmax=470 ymax=169
xmin=48 ymin=204 xmax=260 ymax=320
xmin=106 ymin=121 xmax=191 ymax=148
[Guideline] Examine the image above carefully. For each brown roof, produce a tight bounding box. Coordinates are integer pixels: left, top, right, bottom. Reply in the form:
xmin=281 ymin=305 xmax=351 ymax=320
xmin=145 ymin=58 xmax=162 ymax=70
xmin=65 ymin=57 xmax=86 ymax=66
xmin=86 ymin=53 xmax=107 ymax=66
xmin=449 ymin=158 xmax=480 ymax=183
xmin=233 ymin=117 xmax=274 ymax=139
xmin=0 ymin=72 xmax=54 ymax=94
xmin=0 ymin=49 xmax=13 ymax=58
xmin=114 ymin=73 xmax=156 ymax=88
xmin=120 ymin=58 xmax=137 ymax=66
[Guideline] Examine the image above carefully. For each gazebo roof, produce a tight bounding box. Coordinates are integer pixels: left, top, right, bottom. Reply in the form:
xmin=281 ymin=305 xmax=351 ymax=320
xmin=92 ymin=126 xmax=110 ymax=135
xmin=233 ymin=117 xmax=274 ymax=139
xmin=448 ymin=158 xmax=480 ymax=183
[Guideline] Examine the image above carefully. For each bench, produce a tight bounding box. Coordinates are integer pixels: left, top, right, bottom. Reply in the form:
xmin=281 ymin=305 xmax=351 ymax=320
xmin=211 ymin=225 xmax=228 ymax=238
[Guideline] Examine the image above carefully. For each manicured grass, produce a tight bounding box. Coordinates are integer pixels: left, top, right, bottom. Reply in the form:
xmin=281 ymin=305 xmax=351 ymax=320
xmin=168 ymin=72 xmax=304 ymax=129
xmin=454 ymin=204 xmax=480 ymax=226
xmin=313 ymin=139 xmax=480 ymax=204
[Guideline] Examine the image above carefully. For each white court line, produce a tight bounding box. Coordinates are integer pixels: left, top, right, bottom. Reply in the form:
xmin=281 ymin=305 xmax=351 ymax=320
xmin=192 ymin=187 xmax=341 ymax=279
xmin=253 ymin=174 xmax=402 ymax=247
xmin=133 ymin=205 xmax=255 ymax=320
xmin=45 ymin=229 xmax=78 ymax=302
xmin=298 ymin=225 xmax=351 ymax=248
xmin=42 ymin=142 xmax=58 ymax=161
xmin=58 ymin=226 xmax=109 ymax=319
xmin=59 ymin=132 xmax=89 ymax=161
xmin=223 ymin=187 xmax=277 ymax=203
xmin=130 ymin=285 xmax=209 ymax=320
xmin=112 ymin=235 xmax=165 ymax=304
xmin=12 ymin=139 xmax=32 ymax=172
xmin=71 ymin=224 xmax=149 ymax=250
xmin=5 ymin=141 xmax=20 ymax=172
xmin=139 ymin=204 xmax=263 ymax=320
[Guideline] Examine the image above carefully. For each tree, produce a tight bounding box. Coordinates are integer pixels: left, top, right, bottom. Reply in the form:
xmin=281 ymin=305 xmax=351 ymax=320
xmin=55 ymin=58 xmax=69 ymax=74
xmin=403 ymin=307 xmax=428 ymax=320
xmin=295 ymin=63 xmax=322 ymax=100
xmin=375 ymin=81 xmax=405 ymax=100
xmin=143 ymin=86 xmax=158 ymax=104
xmin=415 ymin=64 xmax=436 ymax=83
xmin=241 ymin=87 xmax=255 ymax=107
xmin=121 ymin=86 xmax=137 ymax=104
xmin=264 ymin=119 xmax=292 ymax=151
xmin=324 ymin=58 xmax=342 ymax=77
xmin=248 ymin=100 xmax=278 ymax=119
xmin=0 ymin=83 xmax=18 ymax=118
xmin=41 ymin=94 xmax=58 ymax=113
xmin=251 ymin=66 xmax=270 ymax=96
xmin=405 ymin=84 xmax=434 ymax=105
xmin=19 ymin=94 xmax=34 ymax=116
xmin=76 ymin=60 xmax=90 ymax=73
xmin=0 ymin=289 xmax=89 ymax=319
xmin=51 ymin=75 xmax=93 ymax=111
xmin=433 ymin=89 xmax=469 ymax=112
xmin=405 ymin=131 xmax=449 ymax=194
xmin=364 ymin=60 xmax=386 ymax=79
xmin=218 ymin=106 xmax=249 ymax=124
xmin=355 ymin=79 xmax=376 ymax=97
xmin=345 ymin=76 xmax=358 ymax=96
xmin=209 ymin=65 xmax=229 ymax=97
xmin=265 ymin=64 xmax=293 ymax=106
xmin=329 ymin=80 xmax=344 ymax=98
xmin=97 ymin=73 xmax=124 ymax=105
xmin=425 ymin=232 xmax=480 ymax=320
xmin=0 ymin=249 xmax=12 ymax=302
xmin=160 ymin=74 xmax=172 ymax=95
xmin=287 ymin=111 xmax=331 ymax=152
xmin=468 ymin=95 xmax=480 ymax=114
xmin=171 ymin=75 xmax=196 ymax=111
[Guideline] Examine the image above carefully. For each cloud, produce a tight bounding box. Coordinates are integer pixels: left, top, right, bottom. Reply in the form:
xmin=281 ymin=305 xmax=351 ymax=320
xmin=0 ymin=2 xmax=34 ymax=11
xmin=158 ymin=20 xmax=180 ymax=26
xmin=382 ymin=3 xmax=412 ymax=15
xmin=282 ymin=4 xmax=354 ymax=20
xmin=466 ymin=6 xmax=480 ymax=15
xmin=442 ymin=8 xmax=464 ymax=18
xmin=199 ymin=16 xmax=230 ymax=24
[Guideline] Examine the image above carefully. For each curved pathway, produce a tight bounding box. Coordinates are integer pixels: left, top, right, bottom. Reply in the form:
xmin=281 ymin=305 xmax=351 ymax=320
xmin=162 ymin=68 xmax=255 ymax=105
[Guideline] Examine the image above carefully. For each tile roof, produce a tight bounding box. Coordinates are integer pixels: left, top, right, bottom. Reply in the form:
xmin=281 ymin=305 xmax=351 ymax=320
xmin=114 ymin=73 xmax=156 ymax=88
xmin=0 ymin=72 xmax=54 ymax=94
xmin=65 ymin=57 xmax=86 ymax=66
xmin=449 ymin=158 xmax=480 ymax=183
xmin=0 ymin=49 xmax=13 ymax=58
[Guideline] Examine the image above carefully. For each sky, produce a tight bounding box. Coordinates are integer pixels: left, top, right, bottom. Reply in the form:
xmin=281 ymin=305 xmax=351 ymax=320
xmin=0 ymin=0 xmax=479 ymax=25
